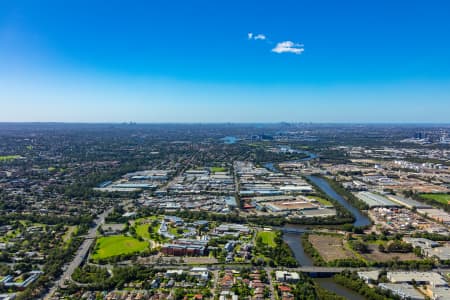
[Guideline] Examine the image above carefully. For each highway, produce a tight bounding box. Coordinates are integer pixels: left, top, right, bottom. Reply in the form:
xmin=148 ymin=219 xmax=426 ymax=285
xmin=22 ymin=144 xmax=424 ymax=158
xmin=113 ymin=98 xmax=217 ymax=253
xmin=42 ymin=207 xmax=113 ymax=300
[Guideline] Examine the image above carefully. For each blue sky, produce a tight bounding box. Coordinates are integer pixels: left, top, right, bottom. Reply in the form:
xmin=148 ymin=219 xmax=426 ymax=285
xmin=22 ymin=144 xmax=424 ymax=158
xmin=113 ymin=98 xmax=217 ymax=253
xmin=1 ymin=0 xmax=449 ymax=122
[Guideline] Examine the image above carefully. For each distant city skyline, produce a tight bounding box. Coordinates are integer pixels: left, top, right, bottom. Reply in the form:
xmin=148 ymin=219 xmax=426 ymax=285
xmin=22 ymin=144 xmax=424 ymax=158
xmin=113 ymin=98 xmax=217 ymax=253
xmin=1 ymin=0 xmax=450 ymax=122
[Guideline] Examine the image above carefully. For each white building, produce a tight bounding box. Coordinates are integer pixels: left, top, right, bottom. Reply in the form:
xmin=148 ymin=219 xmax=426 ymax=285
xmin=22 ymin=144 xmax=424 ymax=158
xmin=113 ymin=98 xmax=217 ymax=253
xmin=387 ymin=272 xmax=448 ymax=288
xmin=275 ymin=271 xmax=300 ymax=283
xmin=379 ymin=283 xmax=424 ymax=300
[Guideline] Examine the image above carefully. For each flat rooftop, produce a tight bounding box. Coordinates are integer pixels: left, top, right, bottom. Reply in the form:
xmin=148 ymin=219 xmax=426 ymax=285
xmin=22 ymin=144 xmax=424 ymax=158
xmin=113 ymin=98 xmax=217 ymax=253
xmin=266 ymin=201 xmax=317 ymax=212
xmin=387 ymin=271 xmax=448 ymax=286
xmin=387 ymin=195 xmax=432 ymax=209
xmin=379 ymin=283 xmax=424 ymax=300
xmin=356 ymin=191 xmax=400 ymax=208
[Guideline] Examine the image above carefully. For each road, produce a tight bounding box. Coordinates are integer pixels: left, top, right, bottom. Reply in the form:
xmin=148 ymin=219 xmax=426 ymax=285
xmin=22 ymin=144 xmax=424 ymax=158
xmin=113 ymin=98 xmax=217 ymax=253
xmin=42 ymin=207 xmax=113 ymax=300
xmin=266 ymin=267 xmax=276 ymax=299
xmin=161 ymin=152 xmax=198 ymax=191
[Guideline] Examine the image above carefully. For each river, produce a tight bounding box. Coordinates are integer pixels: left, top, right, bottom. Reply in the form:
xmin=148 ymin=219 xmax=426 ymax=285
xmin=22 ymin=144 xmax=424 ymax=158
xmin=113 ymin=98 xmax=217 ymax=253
xmin=307 ymin=175 xmax=371 ymax=227
xmin=264 ymin=150 xmax=317 ymax=173
xmin=283 ymin=231 xmax=313 ymax=266
xmin=261 ymin=153 xmax=369 ymax=298
xmin=314 ymin=277 xmax=366 ymax=300
xmin=265 ymin=156 xmax=368 ymax=299
xmin=282 ymin=228 xmax=365 ymax=299
xmin=281 ymin=176 xmax=370 ymax=299
xmin=220 ymin=136 xmax=238 ymax=144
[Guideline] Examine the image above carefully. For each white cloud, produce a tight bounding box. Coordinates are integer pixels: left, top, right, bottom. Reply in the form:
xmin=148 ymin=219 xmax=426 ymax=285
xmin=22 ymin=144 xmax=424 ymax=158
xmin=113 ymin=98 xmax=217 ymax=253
xmin=253 ymin=34 xmax=266 ymax=40
xmin=248 ymin=32 xmax=266 ymax=41
xmin=248 ymin=33 xmax=304 ymax=55
xmin=271 ymin=41 xmax=304 ymax=54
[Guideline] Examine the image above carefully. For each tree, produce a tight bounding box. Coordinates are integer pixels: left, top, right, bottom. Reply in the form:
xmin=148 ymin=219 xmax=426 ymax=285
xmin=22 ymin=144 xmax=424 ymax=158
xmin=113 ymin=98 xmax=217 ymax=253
xmin=351 ymin=241 xmax=369 ymax=253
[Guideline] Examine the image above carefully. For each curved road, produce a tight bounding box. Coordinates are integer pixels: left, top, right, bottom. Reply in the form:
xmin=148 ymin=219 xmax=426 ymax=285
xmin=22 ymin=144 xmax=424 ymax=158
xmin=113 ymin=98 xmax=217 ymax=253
xmin=42 ymin=207 xmax=113 ymax=300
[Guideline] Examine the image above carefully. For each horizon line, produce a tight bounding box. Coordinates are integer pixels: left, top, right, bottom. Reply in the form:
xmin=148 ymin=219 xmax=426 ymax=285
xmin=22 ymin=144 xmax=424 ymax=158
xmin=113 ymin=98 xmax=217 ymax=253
xmin=1 ymin=121 xmax=450 ymax=126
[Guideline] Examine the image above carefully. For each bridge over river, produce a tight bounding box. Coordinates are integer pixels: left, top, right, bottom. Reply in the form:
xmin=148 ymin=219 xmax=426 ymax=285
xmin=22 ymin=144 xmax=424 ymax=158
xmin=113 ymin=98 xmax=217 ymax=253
xmin=286 ymin=266 xmax=373 ymax=277
xmin=278 ymin=227 xmax=309 ymax=234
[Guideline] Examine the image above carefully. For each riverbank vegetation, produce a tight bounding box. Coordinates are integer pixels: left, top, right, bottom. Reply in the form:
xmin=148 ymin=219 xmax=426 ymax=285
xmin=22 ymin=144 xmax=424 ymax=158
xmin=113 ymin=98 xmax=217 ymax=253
xmin=253 ymin=230 xmax=298 ymax=267
xmin=301 ymin=233 xmax=327 ymax=266
xmin=286 ymin=272 xmax=345 ymax=300
xmin=302 ymin=177 xmax=357 ymax=225
xmin=322 ymin=177 xmax=370 ymax=211
xmin=334 ymin=271 xmax=401 ymax=300
xmin=253 ymin=147 xmax=310 ymax=164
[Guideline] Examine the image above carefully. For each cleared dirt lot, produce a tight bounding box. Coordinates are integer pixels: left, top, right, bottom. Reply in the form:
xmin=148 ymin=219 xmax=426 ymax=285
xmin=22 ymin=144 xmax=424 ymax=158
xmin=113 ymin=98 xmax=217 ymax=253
xmin=363 ymin=244 xmax=419 ymax=262
xmin=308 ymin=234 xmax=353 ymax=262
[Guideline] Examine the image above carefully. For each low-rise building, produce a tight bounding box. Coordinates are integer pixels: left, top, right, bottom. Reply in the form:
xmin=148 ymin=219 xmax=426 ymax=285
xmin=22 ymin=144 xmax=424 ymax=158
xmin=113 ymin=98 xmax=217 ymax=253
xmin=189 ymin=267 xmax=209 ymax=281
xmin=378 ymin=283 xmax=424 ymax=300
xmin=275 ymin=271 xmax=300 ymax=283
xmin=403 ymin=237 xmax=440 ymax=249
xmin=357 ymin=270 xmax=380 ymax=284
xmin=356 ymin=191 xmax=400 ymax=208
xmin=424 ymin=246 xmax=450 ymax=261
xmin=431 ymin=286 xmax=450 ymax=300
xmin=161 ymin=242 xmax=206 ymax=256
xmin=165 ymin=269 xmax=183 ymax=277
xmin=387 ymin=271 xmax=448 ymax=287
xmin=1 ymin=271 xmax=43 ymax=290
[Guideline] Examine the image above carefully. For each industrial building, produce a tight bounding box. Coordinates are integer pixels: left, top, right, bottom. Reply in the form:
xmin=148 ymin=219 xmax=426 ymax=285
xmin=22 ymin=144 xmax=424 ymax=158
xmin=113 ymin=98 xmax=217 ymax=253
xmin=430 ymin=286 xmax=450 ymax=300
xmin=387 ymin=272 xmax=448 ymax=287
xmin=387 ymin=195 xmax=432 ymax=209
xmin=423 ymin=246 xmax=450 ymax=261
xmin=417 ymin=208 xmax=450 ymax=225
xmin=403 ymin=238 xmax=439 ymax=249
xmin=161 ymin=238 xmax=208 ymax=256
xmin=356 ymin=191 xmax=400 ymax=208
xmin=378 ymin=283 xmax=424 ymax=300
xmin=265 ymin=200 xmax=318 ymax=212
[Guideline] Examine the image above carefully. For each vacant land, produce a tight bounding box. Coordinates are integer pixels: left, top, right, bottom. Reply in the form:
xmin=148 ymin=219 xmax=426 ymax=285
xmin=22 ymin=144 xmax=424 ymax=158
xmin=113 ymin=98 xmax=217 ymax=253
xmin=307 ymin=196 xmax=333 ymax=206
xmin=62 ymin=226 xmax=76 ymax=243
xmin=420 ymin=193 xmax=450 ymax=205
xmin=308 ymin=234 xmax=353 ymax=262
xmin=182 ymin=256 xmax=219 ymax=264
xmin=257 ymin=231 xmax=276 ymax=247
xmin=92 ymin=235 xmax=148 ymax=260
xmin=104 ymin=223 xmax=125 ymax=232
xmin=363 ymin=244 xmax=418 ymax=262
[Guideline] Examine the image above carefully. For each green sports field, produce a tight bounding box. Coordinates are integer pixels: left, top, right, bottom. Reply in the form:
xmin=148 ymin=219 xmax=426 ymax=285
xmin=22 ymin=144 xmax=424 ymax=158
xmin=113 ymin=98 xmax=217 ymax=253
xmin=257 ymin=231 xmax=276 ymax=247
xmin=91 ymin=235 xmax=148 ymax=260
xmin=210 ymin=166 xmax=227 ymax=173
xmin=135 ymin=223 xmax=151 ymax=239
xmin=419 ymin=193 xmax=450 ymax=205
xmin=0 ymin=155 xmax=21 ymax=162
